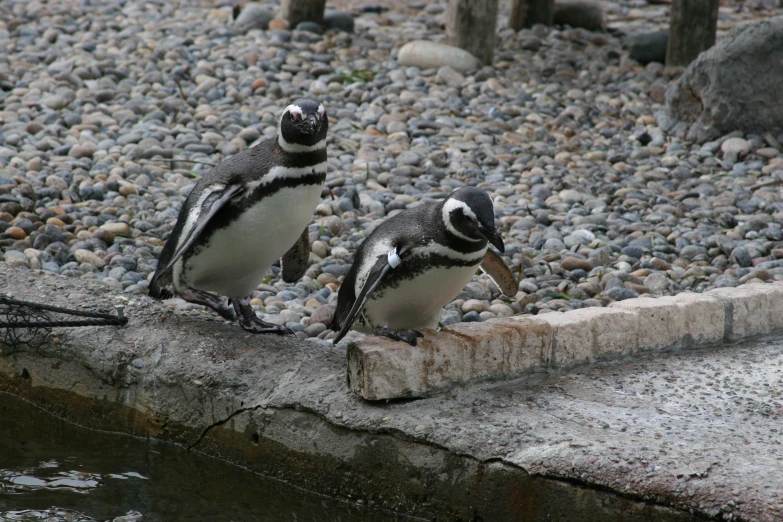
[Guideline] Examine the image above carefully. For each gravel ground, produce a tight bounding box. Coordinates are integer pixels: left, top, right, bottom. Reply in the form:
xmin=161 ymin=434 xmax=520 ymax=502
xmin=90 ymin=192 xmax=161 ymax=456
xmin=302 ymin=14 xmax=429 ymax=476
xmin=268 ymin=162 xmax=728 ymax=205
xmin=2 ymin=0 xmax=783 ymax=347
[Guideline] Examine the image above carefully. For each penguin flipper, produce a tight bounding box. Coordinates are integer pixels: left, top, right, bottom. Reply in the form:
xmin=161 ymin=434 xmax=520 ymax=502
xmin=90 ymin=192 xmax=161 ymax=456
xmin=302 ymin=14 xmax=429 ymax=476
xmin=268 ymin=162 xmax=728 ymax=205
xmin=157 ymin=184 xmax=244 ymax=277
xmin=480 ymin=248 xmax=517 ymax=297
xmin=281 ymin=227 xmax=310 ymax=283
xmin=333 ymin=253 xmax=396 ymax=344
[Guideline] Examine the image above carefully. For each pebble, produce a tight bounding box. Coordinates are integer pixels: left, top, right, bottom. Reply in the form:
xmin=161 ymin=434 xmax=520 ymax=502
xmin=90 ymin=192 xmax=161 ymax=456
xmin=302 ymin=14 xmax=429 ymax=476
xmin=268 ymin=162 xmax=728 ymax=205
xmin=74 ymin=249 xmax=105 ymax=269
xmin=721 ymin=137 xmax=751 ymax=162
xmin=462 ymin=299 xmax=490 ymax=313
xmin=562 ymin=257 xmax=593 ymax=271
xmin=4 ymin=250 xmax=29 ymax=268
xmin=6 ymin=226 xmax=26 ymax=240
xmin=311 ymin=304 xmax=335 ymax=325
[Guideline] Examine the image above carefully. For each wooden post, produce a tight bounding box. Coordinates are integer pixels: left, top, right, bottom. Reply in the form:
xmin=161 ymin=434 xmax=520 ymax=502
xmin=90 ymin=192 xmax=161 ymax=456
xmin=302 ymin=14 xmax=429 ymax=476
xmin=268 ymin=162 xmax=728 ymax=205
xmin=666 ymin=0 xmax=719 ymax=67
xmin=509 ymin=0 xmax=554 ymax=30
xmin=280 ymin=0 xmax=326 ymax=27
xmin=446 ymin=0 xmax=499 ymax=66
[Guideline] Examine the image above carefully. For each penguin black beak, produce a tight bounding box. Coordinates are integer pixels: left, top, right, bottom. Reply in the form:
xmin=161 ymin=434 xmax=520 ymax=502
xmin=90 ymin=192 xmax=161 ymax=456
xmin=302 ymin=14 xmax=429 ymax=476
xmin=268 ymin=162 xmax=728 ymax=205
xmin=307 ymin=114 xmax=319 ymax=133
xmin=480 ymin=225 xmax=505 ymax=253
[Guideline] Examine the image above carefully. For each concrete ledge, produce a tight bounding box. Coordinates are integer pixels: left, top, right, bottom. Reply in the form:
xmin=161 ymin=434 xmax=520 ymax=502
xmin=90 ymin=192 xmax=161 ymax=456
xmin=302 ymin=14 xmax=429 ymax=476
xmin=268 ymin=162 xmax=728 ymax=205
xmin=349 ymin=282 xmax=783 ymax=400
xmin=3 ymin=264 xmax=783 ymax=521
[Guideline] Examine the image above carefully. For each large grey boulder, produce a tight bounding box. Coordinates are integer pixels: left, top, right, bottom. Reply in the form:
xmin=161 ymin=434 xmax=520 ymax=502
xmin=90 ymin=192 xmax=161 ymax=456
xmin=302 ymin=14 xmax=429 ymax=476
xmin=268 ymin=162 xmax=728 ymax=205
xmin=658 ymin=17 xmax=783 ymax=143
xmin=553 ymin=0 xmax=604 ymax=31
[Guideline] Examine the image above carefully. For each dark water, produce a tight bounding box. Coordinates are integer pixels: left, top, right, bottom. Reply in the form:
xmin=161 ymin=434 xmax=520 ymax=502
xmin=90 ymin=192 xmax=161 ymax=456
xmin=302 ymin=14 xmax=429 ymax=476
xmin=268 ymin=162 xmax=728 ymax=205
xmin=0 ymin=393 xmax=410 ymax=522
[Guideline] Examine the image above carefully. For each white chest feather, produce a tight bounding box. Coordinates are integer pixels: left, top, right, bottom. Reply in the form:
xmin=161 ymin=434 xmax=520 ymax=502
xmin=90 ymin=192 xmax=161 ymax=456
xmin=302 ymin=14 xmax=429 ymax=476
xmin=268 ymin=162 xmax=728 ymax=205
xmin=363 ymin=262 xmax=480 ymax=331
xmin=181 ymin=183 xmax=322 ymax=297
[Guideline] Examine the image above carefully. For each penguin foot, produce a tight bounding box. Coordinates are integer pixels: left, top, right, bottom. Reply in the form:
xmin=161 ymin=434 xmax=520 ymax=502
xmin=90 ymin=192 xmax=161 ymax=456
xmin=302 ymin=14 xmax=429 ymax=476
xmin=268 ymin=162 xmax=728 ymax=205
xmin=232 ymin=297 xmax=293 ymax=335
xmin=373 ymin=326 xmax=424 ymax=346
xmin=181 ymin=288 xmax=236 ymax=321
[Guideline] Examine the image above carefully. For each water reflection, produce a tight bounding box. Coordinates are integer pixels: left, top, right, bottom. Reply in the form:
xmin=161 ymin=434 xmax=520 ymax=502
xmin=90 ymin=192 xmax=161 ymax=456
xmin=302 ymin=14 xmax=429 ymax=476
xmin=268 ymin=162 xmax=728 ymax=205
xmin=0 ymin=393 xmax=410 ymax=522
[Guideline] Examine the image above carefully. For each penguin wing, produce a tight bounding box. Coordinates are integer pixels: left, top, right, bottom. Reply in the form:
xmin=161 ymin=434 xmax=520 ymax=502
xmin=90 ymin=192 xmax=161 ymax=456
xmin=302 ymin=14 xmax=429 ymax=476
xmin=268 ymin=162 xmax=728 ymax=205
xmin=332 ymin=253 xmax=392 ymax=344
xmin=480 ymin=249 xmax=517 ymax=297
xmin=155 ymin=184 xmax=244 ymax=277
xmin=281 ymin=227 xmax=310 ymax=283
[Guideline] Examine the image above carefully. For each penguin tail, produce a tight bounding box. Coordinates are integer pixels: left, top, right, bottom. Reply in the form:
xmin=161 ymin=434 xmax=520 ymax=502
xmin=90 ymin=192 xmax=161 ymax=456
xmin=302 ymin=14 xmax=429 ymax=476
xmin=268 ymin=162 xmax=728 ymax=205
xmin=148 ymin=272 xmax=172 ymax=300
xmin=328 ymin=314 xmax=340 ymax=332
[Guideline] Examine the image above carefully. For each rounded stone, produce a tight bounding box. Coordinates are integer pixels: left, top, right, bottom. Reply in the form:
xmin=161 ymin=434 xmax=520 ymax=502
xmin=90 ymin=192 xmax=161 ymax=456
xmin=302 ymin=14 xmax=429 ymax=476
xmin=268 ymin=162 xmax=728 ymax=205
xmin=73 ymin=249 xmax=105 ymax=269
xmin=462 ymin=299 xmax=489 ymax=313
xmin=397 ymin=40 xmax=480 ymax=73
xmin=561 ymin=257 xmax=593 ymax=271
xmin=6 ymin=226 xmax=26 ymax=240
xmin=310 ymin=304 xmax=335 ymax=325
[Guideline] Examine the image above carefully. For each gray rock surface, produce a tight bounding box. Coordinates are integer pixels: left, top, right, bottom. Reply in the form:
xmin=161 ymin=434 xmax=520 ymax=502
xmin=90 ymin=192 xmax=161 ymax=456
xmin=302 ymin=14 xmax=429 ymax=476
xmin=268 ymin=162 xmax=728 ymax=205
xmin=659 ymin=17 xmax=783 ymax=143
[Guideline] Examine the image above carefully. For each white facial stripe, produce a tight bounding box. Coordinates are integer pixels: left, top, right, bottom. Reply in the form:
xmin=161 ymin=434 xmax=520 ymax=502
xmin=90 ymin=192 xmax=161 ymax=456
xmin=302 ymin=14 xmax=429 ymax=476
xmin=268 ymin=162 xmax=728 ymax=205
xmin=317 ymin=104 xmax=325 ymax=117
xmin=444 ymin=199 xmax=477 ymax=220
xmin=278 ymin=135 xmax=326 ymax=153
xmin=441 ymin=199 xmax=482 ymax=242
xmin=283 ymin=104 xmax=304 ymax=121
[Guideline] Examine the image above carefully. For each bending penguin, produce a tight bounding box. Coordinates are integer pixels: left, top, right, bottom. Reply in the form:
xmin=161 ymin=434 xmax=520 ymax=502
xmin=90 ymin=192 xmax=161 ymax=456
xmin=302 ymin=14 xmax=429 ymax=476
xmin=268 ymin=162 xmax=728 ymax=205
xmin=330 ymin=187 xmax=517 ymax=346
xmin=149 ymin=98 xmax=328 ymax=334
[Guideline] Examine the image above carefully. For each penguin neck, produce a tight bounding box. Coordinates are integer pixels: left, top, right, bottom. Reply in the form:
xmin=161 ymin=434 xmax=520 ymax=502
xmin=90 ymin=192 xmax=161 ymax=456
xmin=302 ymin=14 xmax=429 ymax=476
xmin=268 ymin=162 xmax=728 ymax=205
xmin=277 ymin=133 xmax=326 ymax=154
xmin=439 ymin=199 xmax=484 ymax=245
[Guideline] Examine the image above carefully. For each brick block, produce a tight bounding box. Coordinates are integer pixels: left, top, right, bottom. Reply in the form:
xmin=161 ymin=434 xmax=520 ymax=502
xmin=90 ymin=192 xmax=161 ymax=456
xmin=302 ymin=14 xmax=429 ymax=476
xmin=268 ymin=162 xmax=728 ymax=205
xmin=707 ymin=282 xmax=783 ymax=340
xmin=347 ymin=317 xmax=552 ymax=401
xmin=609 ymin=292 xmax=725 ymax=349
xmin=537 ymin=307 xmax=637 ymax=367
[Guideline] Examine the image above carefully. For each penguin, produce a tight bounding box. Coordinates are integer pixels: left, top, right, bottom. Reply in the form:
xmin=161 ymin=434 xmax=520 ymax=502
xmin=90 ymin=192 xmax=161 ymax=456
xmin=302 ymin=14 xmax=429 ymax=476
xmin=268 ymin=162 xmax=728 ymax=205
xmin=330 ymin=187 xmax=517 ymax=346
xmin=149 ymin=98 xmax=328 ymax=334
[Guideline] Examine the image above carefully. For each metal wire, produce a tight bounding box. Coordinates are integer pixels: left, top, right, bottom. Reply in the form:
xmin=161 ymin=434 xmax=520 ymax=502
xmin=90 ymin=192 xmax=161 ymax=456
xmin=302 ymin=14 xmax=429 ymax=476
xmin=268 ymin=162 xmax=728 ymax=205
xmin=0 ymin=294 xmax=127 ymax=350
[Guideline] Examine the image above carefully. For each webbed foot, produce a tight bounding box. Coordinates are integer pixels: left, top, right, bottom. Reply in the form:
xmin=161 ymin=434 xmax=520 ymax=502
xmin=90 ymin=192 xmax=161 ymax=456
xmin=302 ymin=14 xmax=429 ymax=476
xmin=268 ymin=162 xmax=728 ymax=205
xmin=181 ymin=288 xmax=236 ymax=321
xmin=373 ymin=326 xmax=424 ymax=346
xmin=231 ymin=298 xmax=293 ymax=335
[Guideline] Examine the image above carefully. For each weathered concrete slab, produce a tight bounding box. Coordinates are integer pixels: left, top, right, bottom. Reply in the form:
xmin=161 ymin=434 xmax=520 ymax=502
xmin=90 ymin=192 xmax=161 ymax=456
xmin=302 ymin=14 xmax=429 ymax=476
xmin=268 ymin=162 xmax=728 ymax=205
xmin=3 ymin=263 xmax=783 ymax=521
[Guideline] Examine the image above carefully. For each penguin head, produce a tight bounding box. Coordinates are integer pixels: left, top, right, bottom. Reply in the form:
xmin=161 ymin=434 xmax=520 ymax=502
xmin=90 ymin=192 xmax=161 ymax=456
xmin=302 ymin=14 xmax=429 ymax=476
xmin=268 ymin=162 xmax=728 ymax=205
xmin=442 ymin=187 xmax=505 ymax=253
xmin=442 ymin=187 xmax=505 ymax=252
xmin=279 ymin=98 xmax=328 ymax=150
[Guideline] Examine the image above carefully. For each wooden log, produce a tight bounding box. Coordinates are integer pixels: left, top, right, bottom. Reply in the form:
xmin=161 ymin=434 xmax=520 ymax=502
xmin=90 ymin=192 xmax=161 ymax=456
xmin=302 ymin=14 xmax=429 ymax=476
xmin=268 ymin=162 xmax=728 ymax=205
xmin=446 ymin=0 xmax=499 ymax=65
xmin=280 ymin=0 xmax=326 ymax=27
xmin=666 ymin=0 xmax=720 ymax=67
xmin=509 ymin=0 xmax=554 ymax=30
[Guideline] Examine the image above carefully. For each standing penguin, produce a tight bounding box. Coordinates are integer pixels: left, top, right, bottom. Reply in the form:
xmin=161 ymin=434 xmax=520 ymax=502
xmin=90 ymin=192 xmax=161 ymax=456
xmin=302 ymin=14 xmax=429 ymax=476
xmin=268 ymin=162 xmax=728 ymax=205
xmin=149 ymin=98 xmax=328 ymax=334
xmin=330 ymin=187 xmax=517 ymax=345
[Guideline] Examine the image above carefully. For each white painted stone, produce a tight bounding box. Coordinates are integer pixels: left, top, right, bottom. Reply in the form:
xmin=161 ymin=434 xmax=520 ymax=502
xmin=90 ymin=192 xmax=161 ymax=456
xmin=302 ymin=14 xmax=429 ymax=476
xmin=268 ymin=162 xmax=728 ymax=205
xmin=397 ymin=41 xmax=480 ymax=73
